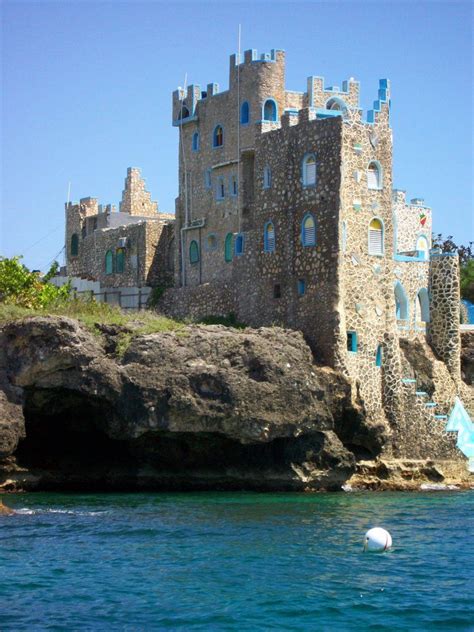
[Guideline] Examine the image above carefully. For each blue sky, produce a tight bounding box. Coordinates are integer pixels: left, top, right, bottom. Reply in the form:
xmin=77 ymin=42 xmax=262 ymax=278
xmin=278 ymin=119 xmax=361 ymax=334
xmin=1 ymin=0 xmax=473 ymax=271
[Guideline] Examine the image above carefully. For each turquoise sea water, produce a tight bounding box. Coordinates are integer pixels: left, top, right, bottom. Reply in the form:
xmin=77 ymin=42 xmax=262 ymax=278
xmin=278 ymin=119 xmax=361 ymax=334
xmin=1 ymin=491 xmax=473 ymax=631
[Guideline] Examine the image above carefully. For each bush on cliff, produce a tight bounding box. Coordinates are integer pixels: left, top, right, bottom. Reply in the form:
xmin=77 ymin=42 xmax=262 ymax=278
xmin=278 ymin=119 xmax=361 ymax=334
xmin=0 ymin=256 xmax=70 ymax=309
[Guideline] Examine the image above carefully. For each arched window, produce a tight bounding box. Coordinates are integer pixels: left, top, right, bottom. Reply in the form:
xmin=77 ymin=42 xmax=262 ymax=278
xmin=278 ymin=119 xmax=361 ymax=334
xmin=394 ymin=282 xmax=409 ymax=320
xmin=189 ymin=240 xmax=199 ymax=264
xmin=240 ymin=101 xmax=250 ymax=125
xmin=368 ymin=218 xmax=384 ymax=255
xmin=264 ymin=221 xmax=275 ymax=252
xmin=105 ymin=250 xmax=114 ymax=274
xmin=367 ymin=161 xmax=382 ymax=190
xmin=192 ymin=132 xmax=200 ymax=151
xmin=301 ymin=214 xmax=316 ymax=247
xmin=116 ymin=248 xmax=125 ymax=273
xmin=207 ymin=234 xmax=217 ymax=251
xmin=263 ymin=99 xmax=277 ymax=122
xmin=416 ymin=235 xmax=429 ymax=260
xmin=263 ymin=165 xmax=272 ymax=189
xmin=302 ymin=154 xmax=317 ymax=187
xmin=224 ymin=233 xmax=234 ymax=262
xmin=213 ymin=125 xmax=223 ymax=147
xmin=415 ymin=288 xmax=430 ymax=323
xmin=70 ymin=233 xmax=79 ymax=256
xmin=375 ymin=344 xmax=383 ymax=367
xmin=326 ymin=97 xmax=349 ymax=119
xmin=235 ymin=233 xmax=244 ymax=256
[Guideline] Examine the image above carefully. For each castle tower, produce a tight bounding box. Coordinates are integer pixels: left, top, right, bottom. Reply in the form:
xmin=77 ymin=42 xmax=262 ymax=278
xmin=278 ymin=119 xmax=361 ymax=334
xmin=428 ymin=252 xmax=462 ymax=383
xmin=65 ymin=197 xmax=98 ymax=276
xmin=119 ymin=167 xmax=158 ymax=217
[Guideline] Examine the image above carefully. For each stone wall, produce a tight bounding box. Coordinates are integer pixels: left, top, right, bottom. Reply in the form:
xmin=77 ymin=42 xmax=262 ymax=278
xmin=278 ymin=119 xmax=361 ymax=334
xmin=393 ymin=189 xmax=432 ymax=254
xmin=119 ymin=167 xmax=158 ymax=217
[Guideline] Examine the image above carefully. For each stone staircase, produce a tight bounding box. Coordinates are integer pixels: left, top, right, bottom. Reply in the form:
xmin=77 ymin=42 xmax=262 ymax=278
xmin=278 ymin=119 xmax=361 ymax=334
xmin=401 ymin=377 xmax=474 ymax=472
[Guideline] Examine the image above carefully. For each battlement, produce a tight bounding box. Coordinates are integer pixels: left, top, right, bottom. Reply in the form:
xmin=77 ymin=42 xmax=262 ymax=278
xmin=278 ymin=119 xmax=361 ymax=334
xmin=366 ymin=79 xmax=391 ymax=124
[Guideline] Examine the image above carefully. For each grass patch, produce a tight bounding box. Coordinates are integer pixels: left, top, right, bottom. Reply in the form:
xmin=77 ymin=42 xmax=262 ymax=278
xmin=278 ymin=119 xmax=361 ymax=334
xmin=0 ymin=298 xmax=183 ymax=336
xmin=196 ymin=313 xmax=246 ymax=329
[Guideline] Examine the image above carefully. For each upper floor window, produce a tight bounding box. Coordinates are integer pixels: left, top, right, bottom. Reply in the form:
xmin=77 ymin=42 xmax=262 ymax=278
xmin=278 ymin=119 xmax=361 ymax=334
xmin=302 ymin=154 xmax=317 ymax=187
xmin=416 ymin=235 xmax=429 ymax=260
xmin=205 ymin=168 xmax=212 ymax=189
xmin=298 ymin=279 xmax=306 ymax=296
xmin=216 ymin=176 xmax=225 ymax=200
xmin=301 ymin=213 xmax=316 ymax=247
xmin=105 ymin=250 xmax=114 ymax=275
xmin=189 ymin=240 xmax=199 ymax=264
xmin=70 ymin=233 xmax=79 ymax=257
xmin=375 ymin=344 xmax=383 ymax=367
xmin=230 ymin=174 xmax=238 ymax=197
xmin=213 ymin=125 xmax=223 ymax=148
xmin=225 ymin=233 xmax=234 ymax=262
xmin=368 ymin=218 xmax=384 ymax=255
xmin=367 ymin=161 xmax=382 ymax=190
xmin=240 ymin=101 xmax=250 ymax=125
xmin=263 ymin=165 xmax=272 ymax=189
xmin=264 ymin=221 xmax=275 ymax=252
xmin=263 ymin=99 xmax=277 ymax=122
xmin=347 ymin=331 xmax=358 ymax=353
xmin=394 ymin=282 xmax=409 ymax=320
xmin=192 ymin=132 xmax=200 ymax=152
xmin=115 ymin=248 xmax=125 ymax=273
xmin=235 ymin=233 xmax=244 ymax=256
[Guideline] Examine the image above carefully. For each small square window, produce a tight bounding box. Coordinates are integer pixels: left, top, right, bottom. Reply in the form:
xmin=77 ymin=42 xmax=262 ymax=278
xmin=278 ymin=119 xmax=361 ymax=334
xmin=347 ymin=331 xmax=358 ymax=353
xmin=273 ymin=284 xmax=281 ymax=299
xmin=298 ymin=279 xmax=306 ymax=296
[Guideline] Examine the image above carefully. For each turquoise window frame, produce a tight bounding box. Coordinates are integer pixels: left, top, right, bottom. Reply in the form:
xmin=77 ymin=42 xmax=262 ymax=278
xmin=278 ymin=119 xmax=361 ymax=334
xmin=301 ymin=153 xmax=317 ymax=188
xmin=235 ymin=233 xmax=244 ymax=256
xmin=297 ymin=279 xmax=306 ymax=296
xmin=301 ymin=212 xmax=317 ymax=247
xmin=264 ymin=221 xmax=276 ymax=253
xmin=262 ymin=98 xmax=278 ymax=122
xmin=192 ymin=132 xmax=200 ymax=152
xmin=189 ymin=240 xmax=200 ymax=264
xmin=240 ymin=101 xmax=250 ymax=125
xmin=347 ymin=331 xmax=358 ymax=353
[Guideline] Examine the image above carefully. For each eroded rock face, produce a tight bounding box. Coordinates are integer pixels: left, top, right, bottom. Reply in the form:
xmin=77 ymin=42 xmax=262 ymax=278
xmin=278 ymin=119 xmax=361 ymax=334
xmin=461 ymin=331 xmax=474 ymax=385
xmin=0 ymin=316 xmax=375 ymax=491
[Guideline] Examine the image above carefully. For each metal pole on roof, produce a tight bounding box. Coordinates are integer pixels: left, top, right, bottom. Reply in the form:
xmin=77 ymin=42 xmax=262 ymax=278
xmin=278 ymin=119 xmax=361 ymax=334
xmin=237 ymin=24 xmax=242 ymax=233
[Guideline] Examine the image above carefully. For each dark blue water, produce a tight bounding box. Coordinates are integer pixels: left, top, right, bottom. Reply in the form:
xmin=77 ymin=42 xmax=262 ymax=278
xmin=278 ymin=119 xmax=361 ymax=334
xmin=1 ymin=491 xmax=473 ymax=631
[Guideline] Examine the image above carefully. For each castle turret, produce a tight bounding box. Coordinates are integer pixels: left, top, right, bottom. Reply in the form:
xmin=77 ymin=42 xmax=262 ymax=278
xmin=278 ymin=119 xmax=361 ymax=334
xmin=119 ymin=167 xmax=158 ymax=217
xmin=428 ymin=252 xmax=461 ymax=383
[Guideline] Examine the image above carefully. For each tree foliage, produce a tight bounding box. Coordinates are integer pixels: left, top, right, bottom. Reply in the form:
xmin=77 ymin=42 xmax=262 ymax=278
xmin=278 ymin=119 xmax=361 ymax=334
xmin=0 ymin=256 xmax=70 ymax=309
xmin=432 ymin=234 xmax=474 ymax=303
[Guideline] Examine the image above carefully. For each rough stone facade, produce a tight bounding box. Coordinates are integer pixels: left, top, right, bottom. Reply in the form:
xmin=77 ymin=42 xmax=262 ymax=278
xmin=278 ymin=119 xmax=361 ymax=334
xmin=65 ymin=168 xmax=174 ymax=288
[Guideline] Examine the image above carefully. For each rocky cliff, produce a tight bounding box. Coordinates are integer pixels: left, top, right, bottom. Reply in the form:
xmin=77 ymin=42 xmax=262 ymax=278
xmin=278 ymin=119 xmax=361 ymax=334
xmin=0 ymin=316 xmax=472 ymax=492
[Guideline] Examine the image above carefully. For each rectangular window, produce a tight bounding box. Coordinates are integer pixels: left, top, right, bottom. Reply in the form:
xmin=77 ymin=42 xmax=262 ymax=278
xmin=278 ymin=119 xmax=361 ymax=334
xmin=273 ymin=284 xmax=281 ymax=299
xmin=298 ymin=279 xmax=306 ymax=296
xmin=230 ymin=175 xmax=238 ymax=197
xmin=216 ymin=177 xmax=225 ymax=200
xmin=347 ymin=331 xmax=358 ymax=353
xmin=205 ymin=169 xmax=212 ymax=189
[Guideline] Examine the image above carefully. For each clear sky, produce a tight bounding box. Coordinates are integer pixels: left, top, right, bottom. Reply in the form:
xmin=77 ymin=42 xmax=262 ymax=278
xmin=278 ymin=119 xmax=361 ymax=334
xmin=1 ymin=0 xmax=473 ymax=271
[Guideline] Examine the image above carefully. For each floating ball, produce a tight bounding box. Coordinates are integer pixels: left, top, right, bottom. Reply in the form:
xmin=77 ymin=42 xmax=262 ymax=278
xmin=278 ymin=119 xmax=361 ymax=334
xmin=364 ymin=527 xmax=392 ymax=552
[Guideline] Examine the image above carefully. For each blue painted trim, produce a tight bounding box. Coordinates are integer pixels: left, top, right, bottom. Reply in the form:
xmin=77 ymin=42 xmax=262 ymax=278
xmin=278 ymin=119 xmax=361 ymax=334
xmin=297 ymin=279 xmax=306 ymax=296
xmin=301 ymin=212 xmax=317 ymax=247
xmin=430 ymin=251 xmax=458 ymax=258
xmin=205 ymin=233 xmax=218 ymax=252
xmin=368 ymin=216 xmax=385 ymax=256
xmin=192 ymin=132 xmax=200 ymax=152
xmin=365 ymin=78 xmax=390 ymax=125
xmin=212 ymin=124 xmax=224 ymax=149
xmin=367 ymin=160 xmax=383 ymax=190
xmin=375 ymin=344 xmax=383 ymax=367
xmin=262 ymin=98 xmax=278 ymax=122
xmin=393 ymin=254 xmax=428 ymax=262
xmin=315 ymin=108 xmax=342 ymax=119
xmin=301 ymin=152 xmax=317 ymax=188
xmin=264 ymin=220 xmax=276 ymax=253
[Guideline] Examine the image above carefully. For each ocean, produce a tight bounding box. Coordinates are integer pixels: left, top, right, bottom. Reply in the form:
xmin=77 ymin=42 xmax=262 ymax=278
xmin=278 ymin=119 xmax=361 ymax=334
xmin=1 ymin=491 xmax=473 ymax=631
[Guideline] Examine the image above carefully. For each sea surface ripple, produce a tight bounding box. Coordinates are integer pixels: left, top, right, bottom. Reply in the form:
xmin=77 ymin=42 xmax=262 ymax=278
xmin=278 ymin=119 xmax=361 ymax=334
xmin=1 ymin=491 xmax=473 ymax=631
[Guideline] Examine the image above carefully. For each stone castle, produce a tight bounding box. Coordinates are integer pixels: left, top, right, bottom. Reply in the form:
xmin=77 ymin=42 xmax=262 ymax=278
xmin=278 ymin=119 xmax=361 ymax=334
xmin=64 ymin=48 xmax=473 ymax=469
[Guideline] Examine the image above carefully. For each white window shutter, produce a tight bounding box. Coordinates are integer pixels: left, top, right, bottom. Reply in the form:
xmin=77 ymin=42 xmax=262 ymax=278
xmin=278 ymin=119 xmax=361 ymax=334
xmin=369 ymin=228 xmax=383 ymax=254
xmin=306 ymin=162 xmax=316 ymax=185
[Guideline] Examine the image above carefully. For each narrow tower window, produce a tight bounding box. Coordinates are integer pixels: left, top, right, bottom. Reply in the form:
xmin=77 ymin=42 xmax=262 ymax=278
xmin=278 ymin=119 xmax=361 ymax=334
xmin=105 ymin=250 xmax=114 ymax=274
xmin=301 ymin=214 xmax=316 ymax=247
xmin=367 ymin=161 xmax=382 ymax=190
xmin=394 ymin=282 xmax=409 ymax=320
xmin=192 ymin=132 xmax=200 ymax=151
xmin=240 ymin=101 xmax=250 ymax=125
xmin=213 ymin=125 xmax=223 ymax=147
xmin=263 ymin=165 xmax=272 ymax=189
xmin=375 ymin=344 xmax=383 ymax=367
xmin=264 ymin=222 xmax=275 ymax=252
xmin=189 ymin=240 xmax=199 ymax=264
xmin=368 ymin=218 xmax=384 ymax=255
xmin=225 ymin=233 xmax=234 ymax=262
xmin=235 ymin=233 xmax=244 ymax=256
xmin=70 ymin=233 xmax=79 ymax=257
xmin=115 ymin=248 xmax=125 ymax=273
xmin=302 ymin=154 xmax=317 ymax=187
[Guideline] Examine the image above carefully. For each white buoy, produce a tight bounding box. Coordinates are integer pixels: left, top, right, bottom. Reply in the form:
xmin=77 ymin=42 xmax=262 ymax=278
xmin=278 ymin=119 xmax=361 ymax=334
xmin=363 ymin=527 xmax=392 ymax=552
